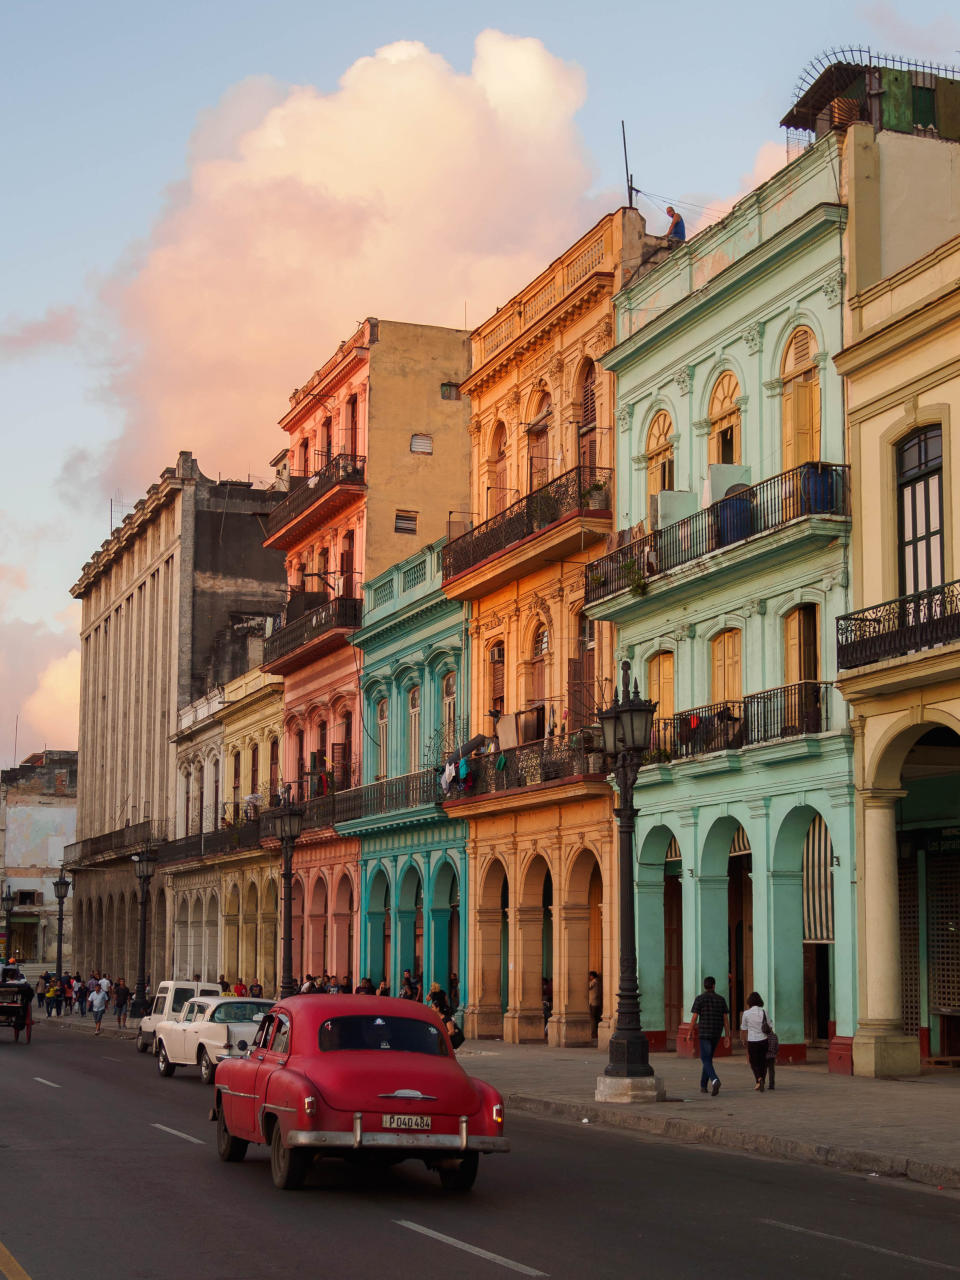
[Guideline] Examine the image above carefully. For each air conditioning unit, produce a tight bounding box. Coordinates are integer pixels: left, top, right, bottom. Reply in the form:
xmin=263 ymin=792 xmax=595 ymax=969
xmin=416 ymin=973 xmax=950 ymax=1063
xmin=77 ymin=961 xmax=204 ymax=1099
xmin=490 ymin=645 xmax=505 ymax=664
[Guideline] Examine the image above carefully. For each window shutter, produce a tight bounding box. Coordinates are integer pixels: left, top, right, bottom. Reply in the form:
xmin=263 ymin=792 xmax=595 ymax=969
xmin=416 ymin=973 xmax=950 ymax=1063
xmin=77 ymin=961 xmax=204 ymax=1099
xmin=784 ymin=609 xmax=800 ymax=686
xmin=708 ymin=428 xmax=720 ymax=466
xmin=782 ymin=383 xmax=795 ymax=471
xmin=491 ymin=653 xmax=505 ymax=700
xmin=711 ymin=635 xmax=725 ymax=703
xmin=659 ymin=651 xmax=674 ymax=719
xmin=583 ymin=644 xmax=596 ymax=723
xmin=794 ymin=381 xmax=815 ymax=466
xmin=726 ymin=630 xmax=741 ymax=700
xmin=568 ymin=656 xmax=584 ymax=730
xmin=800 ymin=605 xmax=819 ymax=681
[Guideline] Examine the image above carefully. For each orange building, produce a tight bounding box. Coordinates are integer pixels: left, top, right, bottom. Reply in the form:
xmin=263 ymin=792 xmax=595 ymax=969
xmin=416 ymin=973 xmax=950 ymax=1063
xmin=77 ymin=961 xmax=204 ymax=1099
xmin=262 ymin=319 xmax=470 ymax=984
xmin=442 ymin=212 xmax=670 ymax=1045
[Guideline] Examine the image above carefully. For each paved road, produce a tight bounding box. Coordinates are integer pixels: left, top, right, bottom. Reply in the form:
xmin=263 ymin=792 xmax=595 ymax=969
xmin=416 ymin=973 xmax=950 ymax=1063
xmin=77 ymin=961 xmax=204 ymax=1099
xmin=2 ymin=1025 xmax=959 ymax=1280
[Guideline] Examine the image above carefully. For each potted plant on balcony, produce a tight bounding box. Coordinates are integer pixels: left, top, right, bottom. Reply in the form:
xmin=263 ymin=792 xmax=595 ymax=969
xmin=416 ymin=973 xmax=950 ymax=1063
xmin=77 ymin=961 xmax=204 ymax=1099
xmin=580 ymin=480 xmax=608 ymax=510
xmin=622 ymin=557 xmax=648 ymax=598
xmin=531 ymin=490 xmax=560 ymax=530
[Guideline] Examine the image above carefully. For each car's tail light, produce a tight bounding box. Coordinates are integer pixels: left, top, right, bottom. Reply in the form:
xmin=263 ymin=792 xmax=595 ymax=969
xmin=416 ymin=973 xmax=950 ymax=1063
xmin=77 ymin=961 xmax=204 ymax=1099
xmin=492 ymin=1102 xmax=504 ymax=1127
xmin=304 ymin=1095 xmax=317 ymax=1117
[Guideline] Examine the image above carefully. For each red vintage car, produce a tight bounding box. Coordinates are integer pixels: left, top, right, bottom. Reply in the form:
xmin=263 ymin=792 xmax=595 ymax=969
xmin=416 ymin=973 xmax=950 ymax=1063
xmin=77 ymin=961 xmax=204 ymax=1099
xmin=210 ymin=995 xmax=509 ymax=1191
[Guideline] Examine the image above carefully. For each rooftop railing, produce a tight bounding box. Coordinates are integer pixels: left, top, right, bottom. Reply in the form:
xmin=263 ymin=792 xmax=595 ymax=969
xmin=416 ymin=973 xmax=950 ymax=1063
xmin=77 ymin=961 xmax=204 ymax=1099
xmin=442 ymin=464 xmax=612 ymax=582
xmin=837 ymin=578 xmax=960 ymax=669
xmin=584 ymin=463 xmax=849 ymax=605
xmin=266 ymin=453 xmax=366 ymax=537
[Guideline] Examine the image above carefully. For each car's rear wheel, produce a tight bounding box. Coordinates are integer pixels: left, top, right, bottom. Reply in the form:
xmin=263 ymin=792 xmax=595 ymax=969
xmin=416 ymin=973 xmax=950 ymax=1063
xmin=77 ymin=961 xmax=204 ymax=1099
xmin=438 ymin=1151 xmax=479 ymax=1193
xmin=270 ymin=1124 xmax=310 ymax=1190
xmin=216 ymin=1106 xmax=247 ymax=1163
xmin=135 ymin=1029 xmax=148 ymax=1053
xmin=157 ymin=1042 xmax=175 ymax=1077
xmin=199 ymin=1048 xmax=215 ymax=1085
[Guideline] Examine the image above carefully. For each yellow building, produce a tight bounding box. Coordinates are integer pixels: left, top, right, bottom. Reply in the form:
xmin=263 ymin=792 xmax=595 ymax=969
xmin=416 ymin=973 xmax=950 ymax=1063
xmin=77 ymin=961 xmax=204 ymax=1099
xmin=442 ymin=210 xmax=671 ymax=1046
xmin=835 ymin=232 xmax=960 ymax=1075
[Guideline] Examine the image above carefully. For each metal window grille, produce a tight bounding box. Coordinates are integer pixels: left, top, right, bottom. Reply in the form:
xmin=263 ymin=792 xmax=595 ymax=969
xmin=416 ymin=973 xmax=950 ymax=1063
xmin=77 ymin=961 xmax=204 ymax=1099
xmin=395 ymin=511 xmax=418 ymax=534
xmin=410 ymin=434 xmax=434 ymax=454
xmin=402 ymin=559 xmax=426 ymax=591
xmin=373 ymin=580 xmax=394 ymax=608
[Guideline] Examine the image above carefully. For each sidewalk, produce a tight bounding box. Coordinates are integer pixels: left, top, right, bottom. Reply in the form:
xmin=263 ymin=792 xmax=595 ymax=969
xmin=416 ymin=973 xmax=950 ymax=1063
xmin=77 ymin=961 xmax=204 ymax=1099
xmin=36 ymin=1012 xmax=960 ymax=1191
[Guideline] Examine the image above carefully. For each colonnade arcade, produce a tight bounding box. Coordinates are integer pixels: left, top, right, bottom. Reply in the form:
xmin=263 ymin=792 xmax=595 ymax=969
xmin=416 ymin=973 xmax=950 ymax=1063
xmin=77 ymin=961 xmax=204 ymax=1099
xmin=468 ymin=846 xmax=605 ymax=1047
xmin=73 ymin=888 xmax=167 ymax=987
xmin=363 ymin=855 xmax=463 ymax=998
xmin=287 ymin=869 xmax=356 ymax=986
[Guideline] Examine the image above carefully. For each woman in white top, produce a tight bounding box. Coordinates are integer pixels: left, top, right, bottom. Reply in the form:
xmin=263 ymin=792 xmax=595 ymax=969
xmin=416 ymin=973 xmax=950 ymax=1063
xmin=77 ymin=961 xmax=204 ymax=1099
xmin=740 ymin=991 xmax=771 ymax=1091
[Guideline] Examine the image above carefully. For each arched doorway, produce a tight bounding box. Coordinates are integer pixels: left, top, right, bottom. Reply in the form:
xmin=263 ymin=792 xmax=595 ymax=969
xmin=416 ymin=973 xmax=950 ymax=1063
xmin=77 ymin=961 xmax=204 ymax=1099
xmin=241 ymin=883 xmax=258 ymax=984
xmin=126 ymin=896 xmax=138 ymax=985
xmin=664 ymin=839 xmax=683 ymax=1049
xmin=115 ymin=894 xmax=127 ymax=978
xmin=308 ymin=877 xmax=327 ymax=978
xmin=189 ymin=893 xmax=203 ymax=978
xmin=223 ymin=885 xmax=240 ymax=982
xmin=727 ymin=826 xmax=753 ymax=1027
xmin=396 ymin=864 xmax=424 ymax=990
xmin=104 ymin=896 xmax=116 ymax=974
xmin=174 ymin=897 xmax=188 ymax=978
xmin=261 ymin=880 xmax=278 ymax=993
xmin=291 ymin=878 xmax=305 ymax=984
xmin=150 ymin=889 xmax=164 ymax=985
xmin=204 ymin=893 xmax=219 ymax=983
xmin=636 ymin=825 xmax=681 ymax=1050
xmin=474 ymin=859 xmax=508 ymax=1038
xmin=366 ymin=869 xmax=391 ymax=990
xmin=332 ymin=874 xmax=354 ymax=987
xmin=554 ymin=849 xmax=602 ymax=1046
xmin=430 ymin=861 xmax=460 ymax=998
xmin=513 ymin=855 xmax=552 ymax=1043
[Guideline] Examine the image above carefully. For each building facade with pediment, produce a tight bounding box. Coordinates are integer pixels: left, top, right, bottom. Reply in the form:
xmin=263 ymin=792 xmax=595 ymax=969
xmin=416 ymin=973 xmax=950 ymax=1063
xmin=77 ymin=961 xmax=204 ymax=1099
xmin=442 ymin=209 xmax=672 ymax=1046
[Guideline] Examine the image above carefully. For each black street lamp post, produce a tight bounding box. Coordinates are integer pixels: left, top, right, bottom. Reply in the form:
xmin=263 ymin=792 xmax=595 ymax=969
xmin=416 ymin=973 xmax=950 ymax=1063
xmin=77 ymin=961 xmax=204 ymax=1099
xmin=2 ymin=882 xmax=14 ymax=962
xmin=130 ymin=846 xmax=158 ymax=1017
xmin=595 ymin=660 xmax=664 ymax=1103
xmin=53 ymin=867 xmax=71 ymax=979
xmin=276 ymin=783 xmax=304 ymax=1000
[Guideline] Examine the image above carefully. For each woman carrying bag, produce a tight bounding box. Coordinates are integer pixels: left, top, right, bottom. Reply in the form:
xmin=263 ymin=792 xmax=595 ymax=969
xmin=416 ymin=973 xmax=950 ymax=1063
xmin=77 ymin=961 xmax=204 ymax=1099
xmin=740 ymin=991 xmax=773 ymax=1091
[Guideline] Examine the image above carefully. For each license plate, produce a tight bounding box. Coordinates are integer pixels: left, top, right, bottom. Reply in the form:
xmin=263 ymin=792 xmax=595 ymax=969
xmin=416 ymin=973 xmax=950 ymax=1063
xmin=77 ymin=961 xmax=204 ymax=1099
xmin=381 ymin=1114 xmax=431 ymax=1130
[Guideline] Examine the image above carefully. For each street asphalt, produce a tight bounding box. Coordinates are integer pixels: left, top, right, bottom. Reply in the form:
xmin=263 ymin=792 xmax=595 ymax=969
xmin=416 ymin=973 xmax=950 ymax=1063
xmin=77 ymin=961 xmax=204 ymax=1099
xmin=2 ymin=1022 xmax=959 ymax=1280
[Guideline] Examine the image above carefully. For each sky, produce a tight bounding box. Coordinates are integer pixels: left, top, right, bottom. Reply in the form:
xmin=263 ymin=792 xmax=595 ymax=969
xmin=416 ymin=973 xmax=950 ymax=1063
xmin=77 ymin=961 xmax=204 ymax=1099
xmin=1 ymin=0 xmax=958 ymax=767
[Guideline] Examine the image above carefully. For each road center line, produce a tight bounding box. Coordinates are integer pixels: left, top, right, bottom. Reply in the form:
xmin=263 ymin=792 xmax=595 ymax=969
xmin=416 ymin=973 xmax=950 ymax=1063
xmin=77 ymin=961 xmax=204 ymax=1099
xmin=151 ymin=1123 xmax=204 ymax=1145
xmin=32 ymin=1078 xmax=60 ymax=1089
xmin=394 ymin=1221 xmax=547 ymax=1277
xmin=760 ymin=1219 xmax=960 ymax=1273
xmin=0 ymin=1237 xmax=33 ymax=1280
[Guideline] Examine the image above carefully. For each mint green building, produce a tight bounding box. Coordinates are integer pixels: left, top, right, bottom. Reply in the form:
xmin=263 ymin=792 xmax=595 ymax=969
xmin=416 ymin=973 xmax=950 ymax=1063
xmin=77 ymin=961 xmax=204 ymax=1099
xmin=587 ymin=133 xmax=856 ymax=1065
xmin=341 ymin=541 xmax=469 ymax=1005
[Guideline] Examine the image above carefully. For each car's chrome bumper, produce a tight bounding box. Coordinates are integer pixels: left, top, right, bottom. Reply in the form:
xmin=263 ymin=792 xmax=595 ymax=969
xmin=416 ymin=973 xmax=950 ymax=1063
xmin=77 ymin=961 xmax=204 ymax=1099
xmin=285 ymin=1114 xmax=509 ymax=1154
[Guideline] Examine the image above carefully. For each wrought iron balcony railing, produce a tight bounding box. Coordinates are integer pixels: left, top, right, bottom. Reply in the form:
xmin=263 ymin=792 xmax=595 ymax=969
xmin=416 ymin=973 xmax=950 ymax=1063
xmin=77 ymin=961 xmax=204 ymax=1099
xmin=837 ymin=578 xmax=960 ymax=669
xmin=266 ymin=453 xmax=366 ymax=537
xmin=649 ymin=681 xmax=832 ymax=761
xmin=444 ymin=736 xmax=603 ymax=800
xmin=160 ymin=821 xmax=262 ymax=861
xmin=263 ymin=596 xmax=362 ymax=665
xmin=64 ymin=819 xmax=160 ymax=866
xmin=442 ymin=465 xmax=612 ymax=582
xmin=584 ymin=463 xmax=849 ymax=604
xmin=335 ymin=769 xmax=441 ymax=822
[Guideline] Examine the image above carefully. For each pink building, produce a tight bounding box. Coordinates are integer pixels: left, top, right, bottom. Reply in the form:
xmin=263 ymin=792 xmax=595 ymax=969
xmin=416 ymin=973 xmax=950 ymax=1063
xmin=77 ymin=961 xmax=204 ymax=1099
xmin=262 ymin=318 xmax=470 ymax=983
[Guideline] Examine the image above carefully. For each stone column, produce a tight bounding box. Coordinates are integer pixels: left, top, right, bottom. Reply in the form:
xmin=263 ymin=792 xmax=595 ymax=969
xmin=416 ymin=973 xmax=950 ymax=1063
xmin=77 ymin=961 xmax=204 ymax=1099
xmin=508 ymin=904 xmax=545 ymax=1043
xmin=677 ymin=872 xmax=729 ymax=1057
xmin=471 ymin=905 xmax=504 ymax=1038
xmin=553 ymin=902 xmax=592 ymax=1046
xmin=429 ymin=906 xmax=451 ymax=992
xmin=366 ymin=910 xmax=385 ymax=988
xmin=852 ymin=788 xmax=921 ymax=1077
xmin=769 ymin=869 xmax=804 ymax=1052
xmin=635 ymin=864 xmax=666 ymax=1049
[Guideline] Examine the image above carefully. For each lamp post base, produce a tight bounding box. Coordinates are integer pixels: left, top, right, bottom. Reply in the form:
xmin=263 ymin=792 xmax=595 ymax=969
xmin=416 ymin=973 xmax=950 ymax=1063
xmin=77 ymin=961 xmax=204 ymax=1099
xmin=595 ymin=1073 xmax=665 ymax=1104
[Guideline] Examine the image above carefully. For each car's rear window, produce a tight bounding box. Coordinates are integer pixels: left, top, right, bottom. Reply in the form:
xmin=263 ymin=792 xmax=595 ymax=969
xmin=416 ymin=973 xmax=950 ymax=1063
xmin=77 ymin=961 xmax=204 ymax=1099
xmin=211 ymin=1000 xmax=272 ymax=1024
xmin=318 ymin=1015 xmax=447 ymax=1056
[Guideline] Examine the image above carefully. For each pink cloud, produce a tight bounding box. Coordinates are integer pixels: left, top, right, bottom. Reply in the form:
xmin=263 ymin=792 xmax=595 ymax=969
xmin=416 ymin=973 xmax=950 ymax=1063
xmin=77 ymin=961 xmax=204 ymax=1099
xmin=686 ymin=141 xmax=788 ymax=236
xmin=859 ymin=5 xmax=960 ymax=60
xmin=0 ymin=306 xmax=78 ymax=358
xmin=0 ymin=621 xmax=79 ymax=766
xmin=94 ymin=31 xmax=600 ymax=495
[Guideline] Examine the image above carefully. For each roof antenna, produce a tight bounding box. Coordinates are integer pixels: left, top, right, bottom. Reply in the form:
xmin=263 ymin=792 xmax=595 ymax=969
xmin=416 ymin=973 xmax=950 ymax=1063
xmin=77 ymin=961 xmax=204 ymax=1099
xmin=621 ymin=121 xmax=642 ymax=208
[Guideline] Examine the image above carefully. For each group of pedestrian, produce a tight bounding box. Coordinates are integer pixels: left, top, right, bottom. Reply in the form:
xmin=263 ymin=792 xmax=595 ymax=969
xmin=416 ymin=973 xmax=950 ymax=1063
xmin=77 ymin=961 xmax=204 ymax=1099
xmin=35 ymin=971 xmax=131 ymax=1035
xmin=688 ymin=976 xmax=779 ymax=1095
xmin=217 ymin=975 xmax=264 ymax=997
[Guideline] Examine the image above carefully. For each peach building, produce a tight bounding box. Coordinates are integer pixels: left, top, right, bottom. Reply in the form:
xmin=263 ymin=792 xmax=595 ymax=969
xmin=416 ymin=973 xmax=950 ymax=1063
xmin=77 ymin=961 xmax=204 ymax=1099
xmin=441 ymin=211 xmax=671 ymax=1045
xmin=262 ymin=318 xmax=470 ymax=983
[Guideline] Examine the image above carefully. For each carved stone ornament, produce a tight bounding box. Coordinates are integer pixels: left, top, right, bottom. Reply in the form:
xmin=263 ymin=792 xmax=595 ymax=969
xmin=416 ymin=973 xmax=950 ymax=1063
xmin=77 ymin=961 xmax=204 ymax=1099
xmin=821 ymin=271 xmax=844 ymax=307
xmin=508 ymin=387 xmax=522 ymax=407
xmin=742 ymin=321 xmax=763 ymax=355
xmin=674 ymin=366 xmax=692 ymax=396
xmin=529 ymin=591 xmax=553 ymax=625
xmin=589 ymin=317 xmax=614 ymax=355
xmin=616 ymin=405 xmax=632 ymax=433
xmin=549 ymin=354 xmax=565 ymax=378
xmin=481 ymin=611 xmax=504 ymax=632
xmin=469 ymin=415 xmax=483 ymax=437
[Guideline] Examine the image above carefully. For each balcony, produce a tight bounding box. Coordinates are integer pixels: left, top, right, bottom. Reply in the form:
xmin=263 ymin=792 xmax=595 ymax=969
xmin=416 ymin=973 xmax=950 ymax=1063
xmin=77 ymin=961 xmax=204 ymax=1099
xmin=837 ymin=578 xmax=960 ymax=670
xmin=160 ymin=821 xmax=262 ymax=862
xmin=584 ymin=463 xmax=849 ymax=606
xmin=649 ymin=682 xmax=832 ymax=762
xmin=262 ymin=596 xmax=362 ymax=674
xmin=264 ymin=453 xmax=366 ymax=551
xmin=64 ymin=819 xmax=157 ymax=866
xmin=443 ymin=737 xmax=605 ymax=806
xmin=442 ymin=465 xmax=613 ymax=598
xmin=335 ymin=769 xmax=441 ymax=824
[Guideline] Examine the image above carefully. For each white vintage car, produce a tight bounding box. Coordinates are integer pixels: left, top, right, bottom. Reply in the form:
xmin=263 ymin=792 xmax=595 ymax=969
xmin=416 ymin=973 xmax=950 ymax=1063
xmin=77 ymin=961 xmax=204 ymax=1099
xmin=155 ymin=996 xmax=273 ymax=1084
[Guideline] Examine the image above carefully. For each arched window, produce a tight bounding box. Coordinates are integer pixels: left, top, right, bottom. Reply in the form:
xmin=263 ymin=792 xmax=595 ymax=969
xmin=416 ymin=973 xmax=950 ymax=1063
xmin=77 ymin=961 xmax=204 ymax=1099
xmin=784 ymin=604 xmax=819 ymax=685
xmin=781 ymin=327 xmax=820 ymax=469
xmin=377 ymin=699 xmax=389 ymax=780
xmin=232 ymin=751 xmax=241 ymax=822
xmin=711 ymin=629 xmax=742 ymax=704
xmin=647 ymin=650 xmax=675 ymax=719
xmin=269 ymin=738 xmax=280 ymax=802
xmin=250 ymin=743 xmax=259 ymax=797
xmin=527 ymin=392 xmax=552 ymax=492
xmin=442 ymin=672 xmax=457 ymax=752
xmin=408 ymin=686 xmax=421 ymax=773
xmin=184 ymin=767 xmax=192 ymax=837
xmin=212 ymin=758 xmax=220 ymax=831
xmin=898 ymin=426 xmax=943 ymax=594
xmin=708 ymin=373 xmax=741 ymax=466
xmin=489 ymin=422 xmax=508 ymax=516
xmin=579 ymin=361 xmax=597 ymax=469
xmin=568 ymin=613 xmax=596 ymax=730
xmin=646 ymin=410 xmax=675 ymax=517
xmin=530 ymin=625 xmax=549 ymax=707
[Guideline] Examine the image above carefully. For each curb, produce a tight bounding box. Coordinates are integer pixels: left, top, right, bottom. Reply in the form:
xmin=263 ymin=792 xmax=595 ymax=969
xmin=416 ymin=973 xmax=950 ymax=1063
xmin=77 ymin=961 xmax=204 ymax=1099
xmin=506 ymin=1093 xmax=960 ymax=1192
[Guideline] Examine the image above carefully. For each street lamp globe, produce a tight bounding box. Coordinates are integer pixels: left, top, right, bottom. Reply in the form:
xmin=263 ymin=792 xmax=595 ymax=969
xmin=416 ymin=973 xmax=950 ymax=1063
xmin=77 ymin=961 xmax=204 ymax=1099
xmin=1 ymin=883 xmax=14 ymax=917
xmin=132 ymin=847 xmax=158 ymax=883
xmin=276 ymin=784 xmax=304 ymax=842
xmin=54 ymin=867 xmax=71 ymax=903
